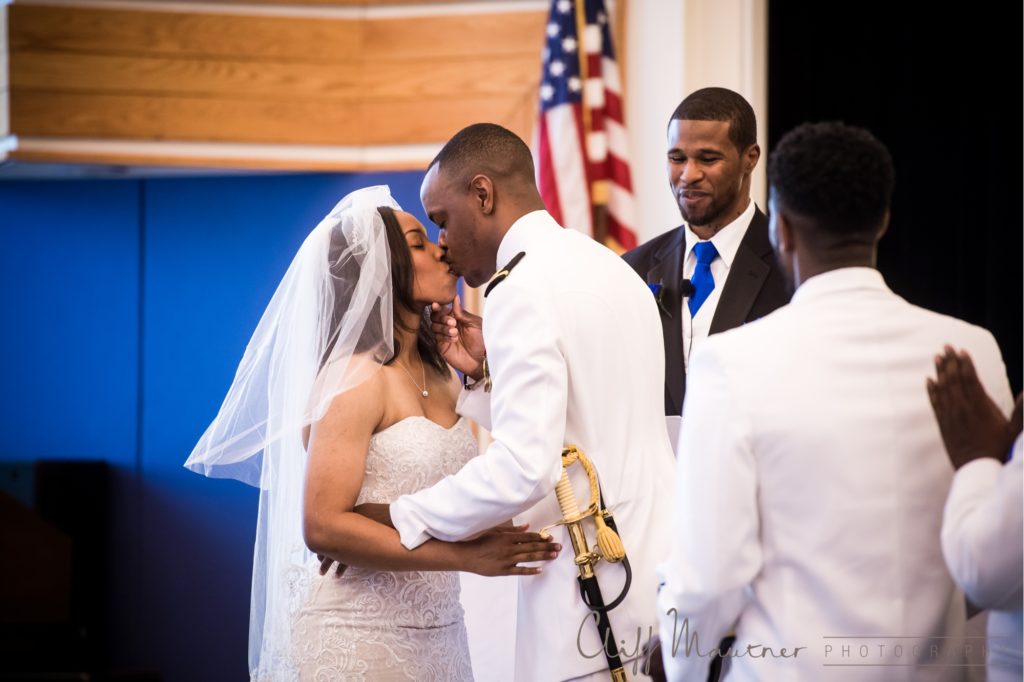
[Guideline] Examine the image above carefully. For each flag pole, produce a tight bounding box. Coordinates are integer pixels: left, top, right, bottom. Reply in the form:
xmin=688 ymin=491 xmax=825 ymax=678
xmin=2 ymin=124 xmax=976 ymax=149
xmin=574 ymin=0 xmax=592 ymax=143
xmin=575 ymin=0 xmax=609 ymax=246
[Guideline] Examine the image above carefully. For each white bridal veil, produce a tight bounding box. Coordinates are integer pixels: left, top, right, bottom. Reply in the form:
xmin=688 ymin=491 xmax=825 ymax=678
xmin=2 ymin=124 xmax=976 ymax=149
xmin=185 ymin=185 xmax=400 ymax=678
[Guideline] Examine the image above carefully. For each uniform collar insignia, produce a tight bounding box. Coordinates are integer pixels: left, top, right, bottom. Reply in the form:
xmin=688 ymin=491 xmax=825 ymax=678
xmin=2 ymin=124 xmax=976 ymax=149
xmin=484 ymin=251 xmax=526 ymax=297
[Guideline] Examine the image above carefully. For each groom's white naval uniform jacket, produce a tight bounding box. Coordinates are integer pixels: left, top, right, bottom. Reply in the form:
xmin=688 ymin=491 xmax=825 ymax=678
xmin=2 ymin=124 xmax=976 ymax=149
xmin=391 ymin=210 xmax=676 ymax=681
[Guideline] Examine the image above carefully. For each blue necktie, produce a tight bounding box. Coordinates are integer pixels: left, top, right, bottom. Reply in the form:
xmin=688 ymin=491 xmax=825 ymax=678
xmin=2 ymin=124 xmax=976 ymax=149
xmin=688 ymin=241 xmax=718 ymax=316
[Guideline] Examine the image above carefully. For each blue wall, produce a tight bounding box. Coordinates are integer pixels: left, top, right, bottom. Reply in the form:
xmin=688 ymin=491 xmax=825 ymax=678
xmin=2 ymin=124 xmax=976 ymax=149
xmin=0 ymin=171 xmax=433 ymax=681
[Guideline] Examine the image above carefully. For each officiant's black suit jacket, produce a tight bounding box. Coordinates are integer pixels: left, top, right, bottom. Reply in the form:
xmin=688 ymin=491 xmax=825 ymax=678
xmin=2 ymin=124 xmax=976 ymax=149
xmin=623 ymin=208 xmax=791 ymax=416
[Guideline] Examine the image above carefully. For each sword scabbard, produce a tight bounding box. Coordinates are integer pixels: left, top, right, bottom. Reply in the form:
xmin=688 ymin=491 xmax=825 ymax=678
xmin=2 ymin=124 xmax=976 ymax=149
xmin=554 ymin=449 xmax=627 ymax=681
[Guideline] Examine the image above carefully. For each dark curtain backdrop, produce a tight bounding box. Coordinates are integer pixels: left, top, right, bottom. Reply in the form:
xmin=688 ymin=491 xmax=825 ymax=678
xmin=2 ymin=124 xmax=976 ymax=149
xmin=768 ymin=2 xmax=1022 ymax=393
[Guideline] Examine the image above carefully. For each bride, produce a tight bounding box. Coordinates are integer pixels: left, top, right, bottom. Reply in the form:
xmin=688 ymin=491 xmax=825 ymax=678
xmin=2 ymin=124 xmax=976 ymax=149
xmin=185 ymin=186 xmax=558 ymax=680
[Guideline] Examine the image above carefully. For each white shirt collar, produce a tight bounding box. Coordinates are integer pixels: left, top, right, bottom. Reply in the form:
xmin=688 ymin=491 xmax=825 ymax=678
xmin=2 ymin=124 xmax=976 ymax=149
xmin=791 ymin=267 xmax=889 ymax=304
xmin=495 ymin=209 xmax=560 ymax=271
xmin=683 ymin=199 xmax=756 ymax=269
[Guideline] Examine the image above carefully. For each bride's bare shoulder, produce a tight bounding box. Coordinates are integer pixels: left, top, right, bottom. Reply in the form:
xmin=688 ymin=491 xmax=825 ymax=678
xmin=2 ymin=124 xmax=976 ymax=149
xmin=307 ymin=361 xmax=389 ymax=447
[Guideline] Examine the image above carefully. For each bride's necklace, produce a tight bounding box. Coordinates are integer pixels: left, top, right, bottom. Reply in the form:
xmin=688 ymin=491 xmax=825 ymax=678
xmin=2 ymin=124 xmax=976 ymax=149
xmin=395 ymin=357 xmax=429 ymax=398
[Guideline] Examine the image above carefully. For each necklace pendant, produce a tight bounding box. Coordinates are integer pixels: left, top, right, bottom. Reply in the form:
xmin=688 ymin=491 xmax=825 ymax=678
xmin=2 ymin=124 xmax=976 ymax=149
xmin=422 ymin=390 xmax=429 ymax=398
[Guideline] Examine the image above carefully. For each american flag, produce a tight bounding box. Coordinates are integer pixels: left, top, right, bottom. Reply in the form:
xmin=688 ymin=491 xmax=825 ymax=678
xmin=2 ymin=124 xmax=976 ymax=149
xmin=534 ymin=0 xmax=638 ymax=251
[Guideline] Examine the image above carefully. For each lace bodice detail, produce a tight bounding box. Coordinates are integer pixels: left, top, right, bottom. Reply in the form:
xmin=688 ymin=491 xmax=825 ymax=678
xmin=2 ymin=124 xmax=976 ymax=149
xmin=291 ymin=416 xmax=478 ymax=681
xmin=356 ymin=416 xmax=478 ymax=506
xmin=337 ymin=416 xmax=478 ymax=627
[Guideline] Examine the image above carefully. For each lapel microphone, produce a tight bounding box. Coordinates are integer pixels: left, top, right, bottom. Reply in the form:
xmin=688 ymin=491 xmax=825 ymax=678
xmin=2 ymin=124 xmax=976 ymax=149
xmin=681 ymin=278 xmax=695 ymax=298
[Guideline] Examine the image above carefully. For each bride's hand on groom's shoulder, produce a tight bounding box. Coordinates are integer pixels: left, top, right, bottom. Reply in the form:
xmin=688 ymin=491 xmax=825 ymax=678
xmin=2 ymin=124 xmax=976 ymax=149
xmin=430 ymin=296 xmax=485 ymax=379
xmin=457 ymin=523 xmax=561 ymax=577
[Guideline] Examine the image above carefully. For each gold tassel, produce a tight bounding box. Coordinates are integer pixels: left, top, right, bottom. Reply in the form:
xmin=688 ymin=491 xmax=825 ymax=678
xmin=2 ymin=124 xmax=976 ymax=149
xmin=562 ymin=444 xmax=627 ymax=563
xmin=595 ymin=515 xmax=625 ymax=562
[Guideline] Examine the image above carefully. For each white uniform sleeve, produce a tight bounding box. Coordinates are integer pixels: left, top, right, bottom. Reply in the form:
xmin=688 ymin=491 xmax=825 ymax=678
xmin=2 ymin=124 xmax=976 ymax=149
xmin=391 ymin=282 xmax=568 ymax=549
xmin=941 ymin=440 xmax=1024 ymax=611
xmin=456 ymin=385 xmax=492 ymax=431
xmin=657 ymin=342 xmax=761 ymax=682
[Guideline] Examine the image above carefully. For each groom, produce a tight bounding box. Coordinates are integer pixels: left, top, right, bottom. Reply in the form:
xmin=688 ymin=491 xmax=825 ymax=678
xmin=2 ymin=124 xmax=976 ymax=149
xmin=374 ymin=123 xmax=675 ymax=681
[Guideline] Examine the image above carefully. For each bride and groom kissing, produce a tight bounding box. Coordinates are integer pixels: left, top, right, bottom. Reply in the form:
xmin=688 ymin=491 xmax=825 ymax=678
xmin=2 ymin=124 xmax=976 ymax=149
xmin=187 ymin=122 xmax=674 ymax=681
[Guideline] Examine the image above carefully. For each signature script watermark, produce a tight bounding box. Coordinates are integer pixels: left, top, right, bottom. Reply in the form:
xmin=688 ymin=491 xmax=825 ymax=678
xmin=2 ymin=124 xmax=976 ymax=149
xmin=576 ymin=608 xmax=806 ymax=675
xmin=576 ymin=609 xmax=993 ymax=674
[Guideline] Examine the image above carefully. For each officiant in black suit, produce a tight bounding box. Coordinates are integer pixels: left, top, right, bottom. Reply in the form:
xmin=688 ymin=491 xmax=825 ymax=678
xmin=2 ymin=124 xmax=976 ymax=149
xmin=624 ymin=87 xmax=790 ymax=417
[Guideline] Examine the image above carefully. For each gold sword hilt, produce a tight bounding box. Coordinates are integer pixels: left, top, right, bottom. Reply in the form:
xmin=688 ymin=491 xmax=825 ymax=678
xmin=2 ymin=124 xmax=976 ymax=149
xmin=553 ymin=468 xmax=600 ymax=578
xmin=539 ymin=446 xmax=627 ymax=572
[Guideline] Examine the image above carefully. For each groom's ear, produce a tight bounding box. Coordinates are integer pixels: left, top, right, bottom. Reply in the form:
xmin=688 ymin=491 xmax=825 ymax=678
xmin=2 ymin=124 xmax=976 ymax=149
xmin=469 ymin=175 xmax=495 ymax=215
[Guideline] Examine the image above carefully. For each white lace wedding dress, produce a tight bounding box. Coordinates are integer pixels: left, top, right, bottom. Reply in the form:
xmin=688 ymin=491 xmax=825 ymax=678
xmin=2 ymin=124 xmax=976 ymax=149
xmin=291 ymin=416 xmax=477 ymax=681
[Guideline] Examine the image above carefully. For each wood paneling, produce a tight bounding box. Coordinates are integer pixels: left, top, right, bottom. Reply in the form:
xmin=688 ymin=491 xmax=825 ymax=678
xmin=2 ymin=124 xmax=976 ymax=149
xmin=11 ymin=52 xmax=537 ymax=101
xmin=363 ymin=12 xmax=549 ymax=60
xmin=10 ymin=6 xmax=545 ymax=61
xmin=8 ymin=3 xmax=546 ymax=168
xmin=13 ymin=89 xmax=533 ymax=145
xmin=201 ymin=0 xmax=505 ymax=5
xmin=9 ymin=142 xmax=434 ymax=172
xmin=1 ymin=6 xmax=9 ymax=146
xmin=13 ymin=91 xmax=362 ymax=144
xmin=10 ymin=6 xmax=365 ymax=61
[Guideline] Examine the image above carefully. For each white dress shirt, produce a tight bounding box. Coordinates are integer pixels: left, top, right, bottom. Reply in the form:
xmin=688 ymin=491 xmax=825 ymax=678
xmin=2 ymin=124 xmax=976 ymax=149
xmin=657 ymin=267 xmax=1014 ymax=681
xmin=681 ymin=199 xmax=756 ymax=370
xmin=941 ymin=438 xmax=1023 ymax=682
xmin=391 ymin=210 xmax=676 ymax=681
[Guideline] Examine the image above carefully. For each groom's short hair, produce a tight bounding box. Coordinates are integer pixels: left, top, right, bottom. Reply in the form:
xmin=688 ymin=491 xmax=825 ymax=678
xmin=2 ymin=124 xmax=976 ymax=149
xmin=429 ymin=123 xmax=536 ymax=190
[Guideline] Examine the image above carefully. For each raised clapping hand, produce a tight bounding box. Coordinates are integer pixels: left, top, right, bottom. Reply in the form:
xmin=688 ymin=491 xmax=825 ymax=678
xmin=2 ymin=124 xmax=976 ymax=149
xmin=926 ymin=345 xmax=1023 ymax=470
xmin=430 ymin=295 xmax=486 ymax=380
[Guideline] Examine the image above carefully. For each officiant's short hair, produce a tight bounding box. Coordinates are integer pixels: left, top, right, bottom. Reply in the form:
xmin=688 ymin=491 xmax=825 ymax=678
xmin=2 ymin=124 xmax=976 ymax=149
xmin=430 ymin=123 xmax=535 ymax=188
xmin=671 ymin=87 xmax=757 ymax=153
